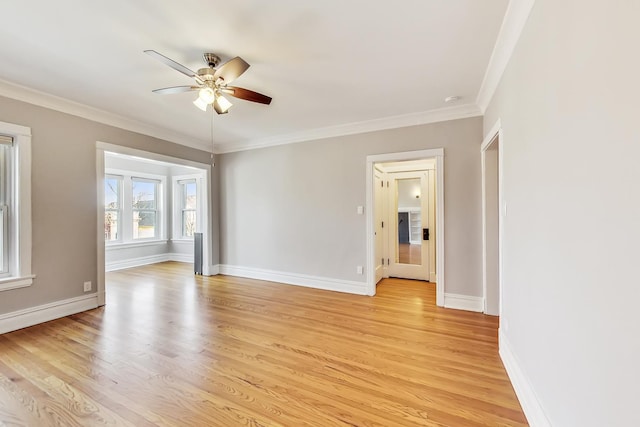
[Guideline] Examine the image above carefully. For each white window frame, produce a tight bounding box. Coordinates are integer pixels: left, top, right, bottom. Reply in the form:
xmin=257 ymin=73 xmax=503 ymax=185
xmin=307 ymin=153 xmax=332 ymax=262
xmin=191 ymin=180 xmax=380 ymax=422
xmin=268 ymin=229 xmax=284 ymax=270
xmin=0 ymin=141 xmax=10 ymax=275
xmin=173 ymin=175 xmax=200 ymax=240
xmin=105 ymin=168 xmax=166 ymax=247
xmin=104 ymin=174 xmax=123 ymax=243
xmin=0 ymin=121 xmax=34 ymax=292
xmin=131 ymin=176 xmax=160 ymax=241
xmin=172 ymin=174 xmax=202 ymax=241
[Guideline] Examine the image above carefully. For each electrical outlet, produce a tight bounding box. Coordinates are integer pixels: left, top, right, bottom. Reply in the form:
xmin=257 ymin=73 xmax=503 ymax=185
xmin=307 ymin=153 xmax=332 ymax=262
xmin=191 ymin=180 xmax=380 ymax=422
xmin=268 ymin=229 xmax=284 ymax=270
xmin=83 ymin=281 xmax=91 ymax=292
xmin=356 ymin=265 xmax=363 ymax=275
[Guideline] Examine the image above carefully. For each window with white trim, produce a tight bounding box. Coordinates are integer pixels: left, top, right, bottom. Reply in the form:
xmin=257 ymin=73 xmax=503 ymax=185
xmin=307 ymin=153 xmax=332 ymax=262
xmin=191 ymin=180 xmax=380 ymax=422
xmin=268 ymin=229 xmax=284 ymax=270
xmin=104 ymin=170 xmax=164 ymax=245
xmin=0 ymin=121 xmax=33 ymax=292
xmin=0 ymin=136 xmax=12 ymax=275
xmin=179 ymin=179 xmax=197 ymax=238
xmin=132 ymin=178 xmax=159 ymax=240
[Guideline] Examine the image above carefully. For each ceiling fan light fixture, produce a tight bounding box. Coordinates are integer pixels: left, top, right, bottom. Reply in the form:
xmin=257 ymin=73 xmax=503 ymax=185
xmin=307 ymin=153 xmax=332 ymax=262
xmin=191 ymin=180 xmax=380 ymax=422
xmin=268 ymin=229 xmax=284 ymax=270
xmin=193 ymin=97 xmax=208 ymax=111
xmin=146 ymin=50 xmax=271 ymax=114
xmin=198 ymin=87 xmax=216 ymax=104
xmin=215 ymin=94 xmax=233 ymax=113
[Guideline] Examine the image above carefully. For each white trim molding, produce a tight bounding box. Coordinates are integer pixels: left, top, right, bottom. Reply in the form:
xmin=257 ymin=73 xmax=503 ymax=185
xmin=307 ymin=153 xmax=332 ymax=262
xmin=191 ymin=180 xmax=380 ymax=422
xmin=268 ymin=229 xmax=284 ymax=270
xmin=169 ymin=252 xmax=193 ymax=264
xmin=106 ymin=253 xmax=194 ymax=272
xmin=106 ymin=254 xmax=171 ymax=272
xmin=0 ymin=78 xmax=209 ymax=151
xmin=218 ymin=264 xmax=368 ymax=295
xmin=476 ymin=0 xmax=536 ymax=112
xmin=481 ymin=118 xmax=504 ymax=316
xmin=443 ymin=293 xmax=484 ymax=312
xmin=0 ymin=275 xmax=36 ymax=292
xmin=216 ymin=104 xmax=481 ymax=154
xmin=499 ymin=329 xmax=551 ymax=427
xmin=0 ymin=293 xmax=98 ymax=334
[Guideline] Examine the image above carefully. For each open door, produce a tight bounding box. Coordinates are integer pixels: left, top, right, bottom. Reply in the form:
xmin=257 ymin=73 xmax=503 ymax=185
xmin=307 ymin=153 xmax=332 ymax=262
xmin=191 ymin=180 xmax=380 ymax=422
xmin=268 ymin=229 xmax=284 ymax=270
xmin=374 ymin=168 xmax=385 ymax=284
xmin=387 ymin=171 xmax=429 ymax=280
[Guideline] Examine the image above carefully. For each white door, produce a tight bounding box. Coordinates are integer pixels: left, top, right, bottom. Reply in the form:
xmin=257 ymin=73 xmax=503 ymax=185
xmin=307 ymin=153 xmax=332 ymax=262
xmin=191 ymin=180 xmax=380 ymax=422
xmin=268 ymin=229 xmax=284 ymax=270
xmin=374 ymin=169 xmax=384 ymax=283
xmin=387 ymin=171 xmax=429 ymax=280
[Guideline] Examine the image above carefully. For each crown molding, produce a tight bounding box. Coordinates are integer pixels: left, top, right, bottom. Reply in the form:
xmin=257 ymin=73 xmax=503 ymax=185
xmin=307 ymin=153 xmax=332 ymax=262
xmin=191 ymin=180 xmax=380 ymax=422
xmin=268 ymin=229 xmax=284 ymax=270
xmin=476 ymin=0 xmax=536 ymax=113
xmin=0 ymin=78 xmax=210 ymax=151
xmin=215 ymin=103 xmax=482 ymax=154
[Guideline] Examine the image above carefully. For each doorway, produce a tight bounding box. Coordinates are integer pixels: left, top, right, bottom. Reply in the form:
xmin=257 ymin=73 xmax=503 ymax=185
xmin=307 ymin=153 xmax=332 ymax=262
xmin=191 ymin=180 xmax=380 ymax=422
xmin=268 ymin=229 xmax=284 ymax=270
xmin=366 ymin=149 xmax=445 ymax=306
xmin=384 ymin=169 xmax=432 ymax=281
xmin=481 ymin=121 xmax=502 ymax=316
xmin=95 ymin=142 xmax=213 ymax=307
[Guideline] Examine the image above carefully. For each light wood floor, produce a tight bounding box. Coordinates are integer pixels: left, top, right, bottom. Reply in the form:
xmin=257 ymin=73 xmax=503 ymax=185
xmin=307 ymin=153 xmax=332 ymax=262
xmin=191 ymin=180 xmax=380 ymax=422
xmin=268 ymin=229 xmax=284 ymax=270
xmin=0 ymin=262 xmax=527 ymax=426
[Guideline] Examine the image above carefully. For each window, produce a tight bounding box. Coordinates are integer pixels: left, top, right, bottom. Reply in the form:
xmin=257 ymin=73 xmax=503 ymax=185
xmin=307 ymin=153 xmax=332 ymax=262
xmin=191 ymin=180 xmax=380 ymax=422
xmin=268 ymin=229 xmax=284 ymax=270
xmin=179 ymin=179 xmax=197 ymax=238
xmin=0 ymin=137 xmax=12 ymax=275
xmin=0 ymin=121 xmax=33 ymax=292
xmin=132 ymin=178 xmax=159 ymax=239
xmin=104 ymin=169 xmax=164 ymax=245
xmin=104 ymin=175 xmax=122 ymax=242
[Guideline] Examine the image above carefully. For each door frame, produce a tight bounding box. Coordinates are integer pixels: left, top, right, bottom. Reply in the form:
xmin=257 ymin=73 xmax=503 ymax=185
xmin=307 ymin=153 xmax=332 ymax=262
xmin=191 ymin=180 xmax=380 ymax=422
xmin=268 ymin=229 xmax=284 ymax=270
xmin=95 ymin=141 xmax=213 ymax=307
xmin=366 ymin=148 xmax=444 ymax=306
xmin=481 ymin=119 xmax=503 ymax=315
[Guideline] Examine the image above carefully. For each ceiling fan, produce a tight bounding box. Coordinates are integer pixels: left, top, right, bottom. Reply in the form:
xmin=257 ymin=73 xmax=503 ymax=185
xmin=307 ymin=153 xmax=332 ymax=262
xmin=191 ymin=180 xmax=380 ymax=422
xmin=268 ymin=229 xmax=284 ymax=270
xmin=144 ymin=50 xmax=272 ymax=114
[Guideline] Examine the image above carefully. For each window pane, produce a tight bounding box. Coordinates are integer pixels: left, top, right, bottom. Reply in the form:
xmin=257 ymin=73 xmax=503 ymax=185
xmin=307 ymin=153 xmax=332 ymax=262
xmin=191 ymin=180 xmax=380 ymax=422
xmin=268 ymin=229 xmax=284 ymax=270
xmin=0 ymin=144 xmax=8 ymax=274
xmin=182 ymin=210 xmax=196 ymax=237
xmin=0 ymin=143 xmax=7 ymax=204
xmin=134 ymin=211 xmax=156 ymax=239
xmin=132 ymin=179 xmax=157 ymax=209
xmin=0 ymin=207 xmax=4 ymax=273
xmin=183 ymin=182 xmax=197 ymax=209
xmin=105 ymin=177 xmax=120 ymax=208
xmin=104 ymin=211 xmax=119 ymax=241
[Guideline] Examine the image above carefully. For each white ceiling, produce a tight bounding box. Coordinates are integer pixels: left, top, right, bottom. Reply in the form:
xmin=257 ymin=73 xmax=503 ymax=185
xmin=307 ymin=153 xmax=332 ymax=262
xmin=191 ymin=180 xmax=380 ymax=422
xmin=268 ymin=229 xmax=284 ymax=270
xmin=0 ymin=1 xmax=509 ymax=152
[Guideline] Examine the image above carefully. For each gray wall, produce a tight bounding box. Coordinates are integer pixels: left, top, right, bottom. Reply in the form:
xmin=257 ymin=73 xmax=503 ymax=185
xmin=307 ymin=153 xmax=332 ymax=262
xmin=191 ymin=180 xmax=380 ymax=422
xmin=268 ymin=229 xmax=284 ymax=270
xmin=484 ymin=0 xmax=640 ymax=425
xmin=219 ymin=117 xmax=483 ymax=296
xmin=0 ymin=95 xmax=213 ymax=315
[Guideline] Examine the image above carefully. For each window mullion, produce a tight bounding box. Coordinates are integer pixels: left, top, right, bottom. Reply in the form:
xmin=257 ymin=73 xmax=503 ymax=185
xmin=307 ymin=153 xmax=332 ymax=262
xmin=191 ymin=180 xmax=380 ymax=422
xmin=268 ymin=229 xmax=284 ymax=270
xmin=123 ymin=176 xmax=133 ymax=241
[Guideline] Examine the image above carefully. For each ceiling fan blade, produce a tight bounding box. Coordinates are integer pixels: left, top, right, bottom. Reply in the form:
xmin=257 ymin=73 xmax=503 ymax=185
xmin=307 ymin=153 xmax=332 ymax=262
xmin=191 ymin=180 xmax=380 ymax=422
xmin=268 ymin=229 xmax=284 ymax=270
xmin=144 ymin=50 xmax=203 ymax=83
xmin=213 ymin=99 xmax=229 ymax=115
xmin=152 ymin=86 xmax=198 ymax=95
xmin=221 ymin=86 xmax=272 ymax=105
xmin=213 ymin=57 xmax=250 ymax=84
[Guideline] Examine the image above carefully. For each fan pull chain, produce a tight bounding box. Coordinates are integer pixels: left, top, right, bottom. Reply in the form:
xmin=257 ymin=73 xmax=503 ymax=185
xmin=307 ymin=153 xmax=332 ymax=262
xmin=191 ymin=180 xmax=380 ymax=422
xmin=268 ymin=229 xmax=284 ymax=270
xmin=210 ymin=108 xmax=215 ymax=167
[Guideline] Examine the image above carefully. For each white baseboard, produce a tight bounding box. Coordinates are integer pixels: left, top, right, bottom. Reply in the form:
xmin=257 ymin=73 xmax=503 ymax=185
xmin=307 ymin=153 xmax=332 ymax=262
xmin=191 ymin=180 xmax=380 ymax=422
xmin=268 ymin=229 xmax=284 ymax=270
xmin=443 ymin=292 xmax=484 ymax=312
xmin=210 ymin=264 xmax=220 ymax=275
xmin=217 ymin=264 xmax=368 ymax=295
xmin=499 ymin=329 xmax=551 ymax=427
xmin=0 ymin=293 xmax=98 ymax=335
xmin=106 ymin=253 xmax=193 ymax=271
xmin=169 ymin=252 xmax=193 ymax=263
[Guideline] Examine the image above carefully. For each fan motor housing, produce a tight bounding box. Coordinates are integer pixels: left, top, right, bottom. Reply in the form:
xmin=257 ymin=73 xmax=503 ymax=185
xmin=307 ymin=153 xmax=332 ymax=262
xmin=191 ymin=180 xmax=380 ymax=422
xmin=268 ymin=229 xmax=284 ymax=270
xmin=203 ymin=53 xmax=220 ymax=67
xmin=199 ymin=53 xmax=221 ymax=81
xmin=197 ymin=68 xmax=217 ymax=81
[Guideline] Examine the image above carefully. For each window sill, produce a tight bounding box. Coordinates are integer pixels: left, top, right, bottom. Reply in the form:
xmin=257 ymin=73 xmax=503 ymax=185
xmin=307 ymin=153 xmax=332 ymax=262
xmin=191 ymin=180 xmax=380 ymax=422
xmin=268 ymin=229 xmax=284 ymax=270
xmin=106 ymin=240 xmax=168 ymax=250
xmin=0 ymin=274 xmax=35 ymax=292
xmin=171 ymin=238 xmax=194 ymax=243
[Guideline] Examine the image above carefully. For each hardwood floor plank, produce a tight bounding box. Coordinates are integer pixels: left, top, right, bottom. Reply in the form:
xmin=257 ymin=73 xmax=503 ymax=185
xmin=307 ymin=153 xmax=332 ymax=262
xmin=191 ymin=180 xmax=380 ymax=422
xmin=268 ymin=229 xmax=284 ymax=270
xmin=0 ymin=262 xmax=527 ymax=426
